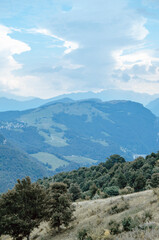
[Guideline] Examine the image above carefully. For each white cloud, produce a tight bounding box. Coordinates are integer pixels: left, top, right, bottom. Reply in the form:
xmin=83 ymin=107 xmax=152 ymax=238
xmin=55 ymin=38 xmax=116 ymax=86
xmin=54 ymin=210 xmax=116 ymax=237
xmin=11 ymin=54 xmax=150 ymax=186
xmin=63 ymin=41 xmax=79 ymax=54
xmin=0 ymin=24 xmax=30 ymax=76
xmin=59 ymin=60 xmax=84 ymax=70
xmin=27 ymin=27 xmax=79 ymax=54
xmin=114 ymin=77 xmax=159 ymax=95
xmin=112 ymin=45 xmax=159 ymax=94
xmin=0 ymin=25 xmax=32 ymax=93
xmin=113 ymin=48 xmax=155 ymax=71
xmin=0 ymin=25 xmax=79 ymax=98
xmin=0 ymin=25 xmax=30 ymax=55
xmin=0 ymin=0 xmax=158 ymax=98
xmin=130 ymin=18 xmax=149 ymax=40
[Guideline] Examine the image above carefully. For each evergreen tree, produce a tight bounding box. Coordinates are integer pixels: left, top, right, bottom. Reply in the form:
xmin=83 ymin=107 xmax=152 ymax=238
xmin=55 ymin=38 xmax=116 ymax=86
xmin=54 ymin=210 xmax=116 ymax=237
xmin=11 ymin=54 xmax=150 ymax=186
xmin=69 ymin=183 xmax=82 ymax=201
xmin=134 ymin=173 xmax=146 ymax=191
xmin=151 ymin=173 xmax=159 ymax=188
xmin=105 ymin=154 xmax=126 ymax=170
xmin=46 ymin=182 xmax=74 ymax=232
xmin=89 ymin=183 xmax=98 ymax=199
xmin=117 ymin=172 xmax=127 ymax=189
xmin=0 ymin=177 xmax=46 ymax=240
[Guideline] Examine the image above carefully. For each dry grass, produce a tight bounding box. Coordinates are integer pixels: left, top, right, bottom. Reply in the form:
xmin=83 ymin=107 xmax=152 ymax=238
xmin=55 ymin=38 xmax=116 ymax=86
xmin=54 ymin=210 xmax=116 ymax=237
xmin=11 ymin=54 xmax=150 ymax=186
xmin=1 ymin=189 xmax=159 ymax=240
xmin=115 ymin=228 xmax=159 ymax=240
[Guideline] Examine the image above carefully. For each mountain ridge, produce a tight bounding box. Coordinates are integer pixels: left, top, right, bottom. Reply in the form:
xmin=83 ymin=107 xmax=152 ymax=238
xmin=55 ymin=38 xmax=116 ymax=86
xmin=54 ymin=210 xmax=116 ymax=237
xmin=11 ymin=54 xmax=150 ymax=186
xmin=1 ymin=89 xmax=159 ymax=112
xmin=0 ymin=99 xmax=158 ymax=163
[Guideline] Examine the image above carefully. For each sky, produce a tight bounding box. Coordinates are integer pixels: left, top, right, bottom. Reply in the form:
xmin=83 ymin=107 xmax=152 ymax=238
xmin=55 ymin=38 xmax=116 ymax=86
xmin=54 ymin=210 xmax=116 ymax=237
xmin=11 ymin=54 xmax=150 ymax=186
xmin=0 ymin=0 xmax=159 ymax=99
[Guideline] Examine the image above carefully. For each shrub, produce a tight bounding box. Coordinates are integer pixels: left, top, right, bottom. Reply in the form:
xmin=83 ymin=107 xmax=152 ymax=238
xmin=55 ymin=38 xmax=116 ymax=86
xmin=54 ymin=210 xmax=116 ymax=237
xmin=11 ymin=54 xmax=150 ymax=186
xmin=108 ymin=201 xmax=129 ymax=215
xmin=119 ymin=186 xmax=134 ymax=195
xmin=92 ymin=193 xmax=100 ymax=200
xmin=108 ymin=220 xmax=121 ymax=235
xmin=142 ymin=210 xmax=153 ymax=222
xmin=78 ymin=229 xmax=93 ymax=240
xmin=122 ymin=216 xmax=134 ymax=231
xmin=122 ymin=216 xmax=140 ymax=232
xmin=104 ymin=186 xmax=119 ymax=196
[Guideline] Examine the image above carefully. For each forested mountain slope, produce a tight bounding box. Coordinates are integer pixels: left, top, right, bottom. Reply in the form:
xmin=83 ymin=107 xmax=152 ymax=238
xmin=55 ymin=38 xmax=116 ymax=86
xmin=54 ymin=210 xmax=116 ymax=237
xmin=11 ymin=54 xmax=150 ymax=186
xmin=0 ymin=133 xmax=51 ymax=193
xmin=0 ymin=99 xmax=158 ymax=176
xmin=39 ymin=152 xmax=159 ymax=198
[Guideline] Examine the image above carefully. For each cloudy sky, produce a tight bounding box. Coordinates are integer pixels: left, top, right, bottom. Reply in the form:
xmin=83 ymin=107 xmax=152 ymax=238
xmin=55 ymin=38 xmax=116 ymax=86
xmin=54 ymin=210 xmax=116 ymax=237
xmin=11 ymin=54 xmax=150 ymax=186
xmin=0 ymin=0 xmax=159 ymax=98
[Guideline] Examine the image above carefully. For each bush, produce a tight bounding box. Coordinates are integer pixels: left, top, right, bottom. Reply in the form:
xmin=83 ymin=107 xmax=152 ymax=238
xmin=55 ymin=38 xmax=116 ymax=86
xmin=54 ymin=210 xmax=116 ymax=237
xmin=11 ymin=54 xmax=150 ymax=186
xmin=119 ymin=186 xmax=134 ymax=195
xmin=142 ymin=210 xmax=153 ymax=222
xmin=92 ymin=193 xmax=100 ymax=200
xmin=78 ymin=229 xmax=93 ymax=240
xmin=108 ymin=220 xmax=121 ymax=235
xmin=104 ymin=186 xmax=119 ymax=196
xmin=122 ymin=217 xmax=134 ymax=231
xmin=122 ymin=216 xmax=140 ymax=232
xmin=108 ymin=201 xmax=129 ymax=215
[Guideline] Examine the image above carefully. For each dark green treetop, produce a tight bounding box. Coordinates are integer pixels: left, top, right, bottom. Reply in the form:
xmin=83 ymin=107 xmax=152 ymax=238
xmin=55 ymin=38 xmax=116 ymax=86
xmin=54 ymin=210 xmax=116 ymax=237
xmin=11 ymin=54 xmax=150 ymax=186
xmin=0 ymin=177 xmax=46 ymax=240
xmin=46 ymin=182 xmax=75 ymax=232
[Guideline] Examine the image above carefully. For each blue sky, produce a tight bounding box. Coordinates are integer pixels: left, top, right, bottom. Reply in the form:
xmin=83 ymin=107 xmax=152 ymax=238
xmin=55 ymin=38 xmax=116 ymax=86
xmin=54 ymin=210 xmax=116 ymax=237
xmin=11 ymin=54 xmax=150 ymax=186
xmin=0 ymin=0 xmax=159 ymax=98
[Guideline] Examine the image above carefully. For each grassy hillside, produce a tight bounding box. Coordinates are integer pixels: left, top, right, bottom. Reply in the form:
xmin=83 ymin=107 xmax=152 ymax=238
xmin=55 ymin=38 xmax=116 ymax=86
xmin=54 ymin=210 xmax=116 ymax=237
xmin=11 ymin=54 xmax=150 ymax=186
xmin=1 ymin=190 xmax=159 ymax=240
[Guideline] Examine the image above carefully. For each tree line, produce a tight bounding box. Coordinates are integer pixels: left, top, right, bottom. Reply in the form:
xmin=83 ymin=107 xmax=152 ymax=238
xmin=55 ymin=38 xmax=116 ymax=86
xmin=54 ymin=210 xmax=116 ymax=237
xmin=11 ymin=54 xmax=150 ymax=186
xmin=39 ymin=152 xmax=159 ymax=200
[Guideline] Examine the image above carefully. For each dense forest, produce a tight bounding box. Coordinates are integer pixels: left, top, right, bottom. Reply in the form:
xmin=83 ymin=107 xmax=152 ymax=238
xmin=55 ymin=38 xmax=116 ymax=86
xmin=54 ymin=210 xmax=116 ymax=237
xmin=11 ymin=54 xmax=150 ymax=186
xmin=38 ymin=152 xmax=159 ymax=199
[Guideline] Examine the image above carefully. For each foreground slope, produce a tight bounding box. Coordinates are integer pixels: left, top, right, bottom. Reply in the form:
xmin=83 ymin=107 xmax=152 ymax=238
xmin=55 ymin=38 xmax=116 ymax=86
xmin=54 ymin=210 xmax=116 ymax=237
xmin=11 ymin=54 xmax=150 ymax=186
xmin=0 ymin=99 xmax=158 ymax=173
xmin=2 ymin=190 xmax=159 ymax=240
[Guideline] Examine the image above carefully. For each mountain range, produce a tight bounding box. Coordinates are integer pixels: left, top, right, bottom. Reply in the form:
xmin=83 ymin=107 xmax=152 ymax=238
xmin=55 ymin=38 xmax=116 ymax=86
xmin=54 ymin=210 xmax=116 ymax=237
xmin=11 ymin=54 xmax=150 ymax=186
xmin=0 ymin=89 xmax=159 ymax=112
xmin=0 ymin=98 xmax=159 ymax=192
xmin=146 ymin=98 xmax=159 ymax=117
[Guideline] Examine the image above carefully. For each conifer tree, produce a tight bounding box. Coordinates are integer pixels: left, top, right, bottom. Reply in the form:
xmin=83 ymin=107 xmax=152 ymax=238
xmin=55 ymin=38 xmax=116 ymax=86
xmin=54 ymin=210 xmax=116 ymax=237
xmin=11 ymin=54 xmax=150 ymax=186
xmin=89 ymin=183 xmax=98 ymax=198
xmin=0 ymin=177 xmax=46 ymax=240
xmin=134 ymin=173 xmax=146 ymax=191
xmin=46 ymin=182 xmax=74 ymax=232
xmin=69 ymin=183 xmax=82 ymax=201
xmin=151 ymin=173 xmax=159 ymax=188
xmin=117 ymin=172 xmax=127 ymax=189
